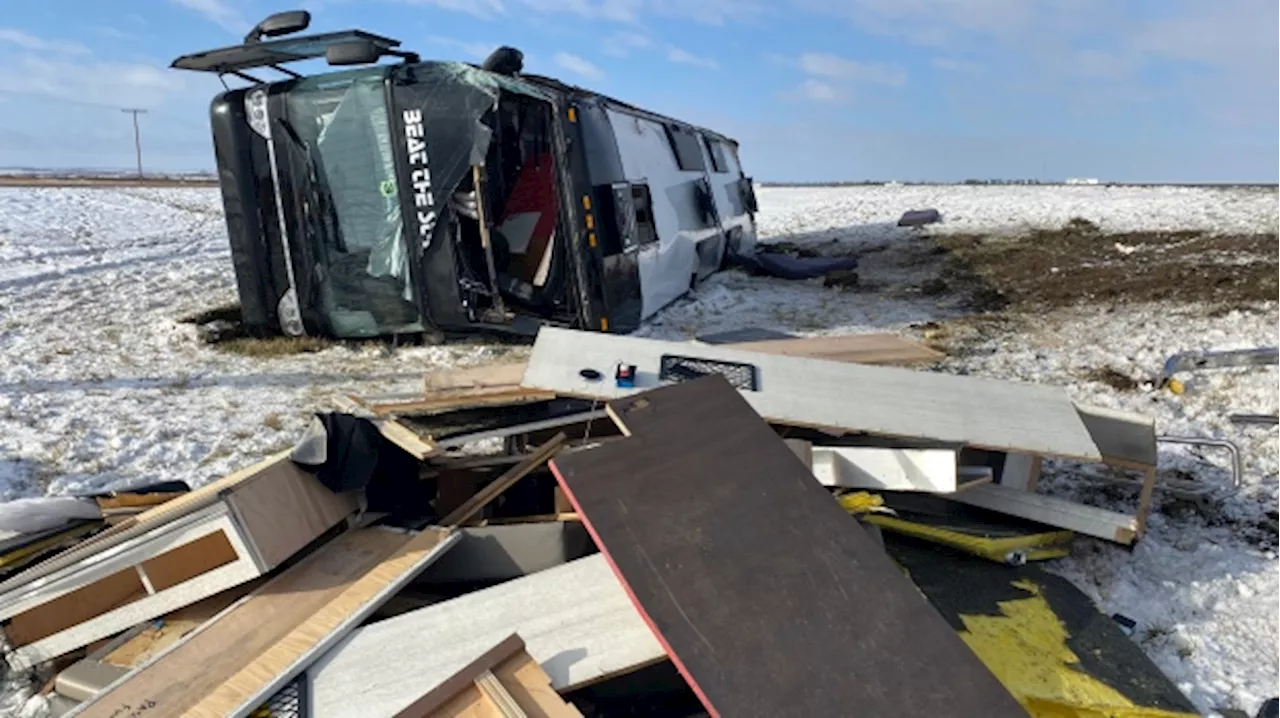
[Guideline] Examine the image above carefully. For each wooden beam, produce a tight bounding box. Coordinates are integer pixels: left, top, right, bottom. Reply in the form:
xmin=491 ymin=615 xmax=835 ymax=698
xmin=720 ymin=333 xmax=944 ymax=366
xmin=439 ymin=434 xmax=567 ymax=528
xmin=947 ymin=483 xmax=1139 ymax=545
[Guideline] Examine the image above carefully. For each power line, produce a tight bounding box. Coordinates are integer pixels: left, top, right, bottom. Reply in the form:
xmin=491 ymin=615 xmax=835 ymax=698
xmin=121 ymin=108 xmax=147 ymax=177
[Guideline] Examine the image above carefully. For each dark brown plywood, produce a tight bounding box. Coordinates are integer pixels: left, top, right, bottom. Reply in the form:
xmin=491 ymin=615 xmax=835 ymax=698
xmin=549 ymin=375 xmax=1024 ymax=718
xmin=5 ymin=568 xmax=146 ymax=647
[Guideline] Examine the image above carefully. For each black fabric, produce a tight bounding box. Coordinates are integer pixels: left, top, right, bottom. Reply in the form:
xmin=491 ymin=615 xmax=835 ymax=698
xmin=724 ymin=246 xmax=859 ymax=281
xmin=295 ymin=412 xmax=436 ymax=521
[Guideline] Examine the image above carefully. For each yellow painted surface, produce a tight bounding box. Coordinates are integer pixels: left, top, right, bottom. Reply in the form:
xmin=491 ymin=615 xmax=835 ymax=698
xmin=958 ymin=581 xmax=1196 ymax=718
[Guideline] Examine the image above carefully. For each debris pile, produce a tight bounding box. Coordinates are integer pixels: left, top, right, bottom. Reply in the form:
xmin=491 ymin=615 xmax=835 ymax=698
xmin=1 ymin=327 xmax=1258 ymax=717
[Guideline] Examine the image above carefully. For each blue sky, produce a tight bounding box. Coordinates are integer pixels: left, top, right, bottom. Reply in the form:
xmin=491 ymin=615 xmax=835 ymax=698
xmin=0 ymin=0 xmax=1276 ymax=182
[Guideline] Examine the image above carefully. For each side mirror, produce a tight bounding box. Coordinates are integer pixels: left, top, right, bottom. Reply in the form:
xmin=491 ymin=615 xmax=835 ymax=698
xmin=326 ymin=39 xmax=383 ymax=66
xmin=244 ymin=10 xmax=311 ymax=44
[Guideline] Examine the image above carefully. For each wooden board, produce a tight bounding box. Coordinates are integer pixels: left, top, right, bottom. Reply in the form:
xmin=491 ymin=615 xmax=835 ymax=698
xmin=551 ymin=376 xmax=1024 ymax=717
xmin=521 ymin=326 xmax=1104 ymax=461
xmin=71 ymin=527 xmax=457 ymax=718
xmin=424 ymin=361 xmax=530 ymax=393
xmin=810 ymin=446 xmax=958 ymax=492
xmin=947 ymin=483 xmax=1140 ymax=544
xmin=719 ymin=332 xmax=945 ymax=365
xmin=101 ymin=582 xmax=262 ymax=669
xmin=439 ymin=434 xmax=566 ymax=528
xmin=394 ymin=634 xmax=582 ymax=718
xmin=309 ymin=555 xmax=666 ymax=718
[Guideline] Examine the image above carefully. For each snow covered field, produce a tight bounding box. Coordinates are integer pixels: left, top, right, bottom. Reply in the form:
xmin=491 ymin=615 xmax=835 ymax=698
xmin=0 ymin=184 xmax=1276 ymax=715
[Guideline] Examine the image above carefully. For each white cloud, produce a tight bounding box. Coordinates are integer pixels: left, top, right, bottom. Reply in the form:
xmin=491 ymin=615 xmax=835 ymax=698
xmin=425 ymin=36 xmax=498 ymax=61
xmin=393 ymin=0 xmax=507 ymax=19
xmin=931 ymin=57 xmax=981 ymax=74
xmin=395 ymin=0 xmax=764 ymax=25
xmin=797 ymin=53 xmax=905 ymax=85
xmin=553 ymin=51 xmax=605 ymax=80
xmin=794 ymin=79 xmax=844 ymax=102
xmin=666 ymin=47 xmax=718 ymax=69
xmin=0 ymin=29 xmax=90 ymax=55
xmin=601 ymin=31 xmax=651 ymax=57
xmin=0 ymin=55 xmax=192 ymax=111
xmin=169 ymin=0 xmax=249 ymax=34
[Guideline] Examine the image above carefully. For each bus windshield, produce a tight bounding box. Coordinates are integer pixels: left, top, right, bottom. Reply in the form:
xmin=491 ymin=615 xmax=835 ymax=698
xmin=283 ymin=69 xmax=423 ymax=337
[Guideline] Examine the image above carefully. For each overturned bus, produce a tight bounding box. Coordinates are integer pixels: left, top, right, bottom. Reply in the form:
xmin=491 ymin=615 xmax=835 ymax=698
xmin=172 ymin=11 xmax=759 ymax=340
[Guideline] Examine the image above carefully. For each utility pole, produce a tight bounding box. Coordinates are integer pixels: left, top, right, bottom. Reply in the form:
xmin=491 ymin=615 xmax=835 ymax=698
xmin=121 ymin=108 xmax=147 ymax=178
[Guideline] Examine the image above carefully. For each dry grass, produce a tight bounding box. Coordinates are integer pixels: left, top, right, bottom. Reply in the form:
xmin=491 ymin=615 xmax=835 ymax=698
xmin=216 ymin=336 xmax=335 ymax=357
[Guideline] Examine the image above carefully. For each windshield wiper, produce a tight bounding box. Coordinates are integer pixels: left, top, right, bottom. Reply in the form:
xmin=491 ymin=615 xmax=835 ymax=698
xmin=274 ymin=116 xmax=346 ymax=253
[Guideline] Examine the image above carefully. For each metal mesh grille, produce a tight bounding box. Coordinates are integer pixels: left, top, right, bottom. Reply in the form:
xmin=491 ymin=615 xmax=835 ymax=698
xmin=254 ymin=676 xmax=306 ymax=718
xmin=659 ymin=355 xmax=758 ymax=391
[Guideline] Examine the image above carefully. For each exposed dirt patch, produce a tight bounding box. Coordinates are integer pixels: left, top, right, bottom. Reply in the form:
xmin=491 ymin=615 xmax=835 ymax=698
xmin=934 ymin=221 xmax=1278 ymax=310
xmin=1080 ymin=366 xmax=1142 ymax=392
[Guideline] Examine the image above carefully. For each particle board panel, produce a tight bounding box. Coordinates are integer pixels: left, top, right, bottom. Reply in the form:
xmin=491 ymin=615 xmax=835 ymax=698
xmin=0 ymin=452 xmax=291 ymax=595
xmin=309 ymin=555 xmax=666 ymax=718
xmin=71 ymin=527 xmax=448 ymax=718
xmin=521 ymin=326 xmax=1103 ymax=461
xmin=223 ymin=457 xmax=362 ymax=568
xmin=551 ymin=375 xmax=1024 ymax=718
xmin=188 ymin=528 xmax=459 ymax=718
xmin=947 ymin=483 xmax=1140 ymax=544
xmin=810 ymin=446 xmax=958 ymax=492
xmin=101 ymin=581 xmax=262 ymax=669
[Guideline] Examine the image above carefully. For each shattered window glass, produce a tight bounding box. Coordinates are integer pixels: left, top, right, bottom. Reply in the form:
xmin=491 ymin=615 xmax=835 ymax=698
xmin=285 ymin=70 xmax=423 ymax=337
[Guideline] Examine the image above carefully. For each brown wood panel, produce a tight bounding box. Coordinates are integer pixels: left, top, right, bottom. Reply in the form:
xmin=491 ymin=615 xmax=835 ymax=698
xmin=395 ymin=634 xmax=582 ymax=718
xmin=725 ymin=332 xmax=945 ymax=365
xmin=550 ymin=375 xmax=1023 ymax=718
xmin=5 ymin=568 xmax=146 ymax=647
xmin=76 ymin=528 xmax=414 ymax=718
xmin=140 ymin=530 xmax=239 ymax=592
xmin=102 ymin=581 xmax=263 ymax=668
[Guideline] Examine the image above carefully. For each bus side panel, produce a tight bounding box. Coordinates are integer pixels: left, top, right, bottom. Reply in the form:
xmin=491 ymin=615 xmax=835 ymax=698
xmin=706 ymin=138 xmax=758 ymax=258
xmin=573 ymin=100 xmax=643 ymax=333
xmin=604 ymin=108 xmax=721 ymax=320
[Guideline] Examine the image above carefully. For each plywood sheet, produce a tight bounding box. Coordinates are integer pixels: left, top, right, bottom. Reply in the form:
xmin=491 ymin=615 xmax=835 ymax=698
xmin=72 ymin=527 xmax=453 ymax=718
xmin=720 ymin=332 xmax=945 ymax=365
xmin=309 ymin=555 xmax=665 ymax=718
xmin=521 ymin=327 xmax=1103 ymax=461
xmin=551 ymin=376 xmax=1024 ymax=718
